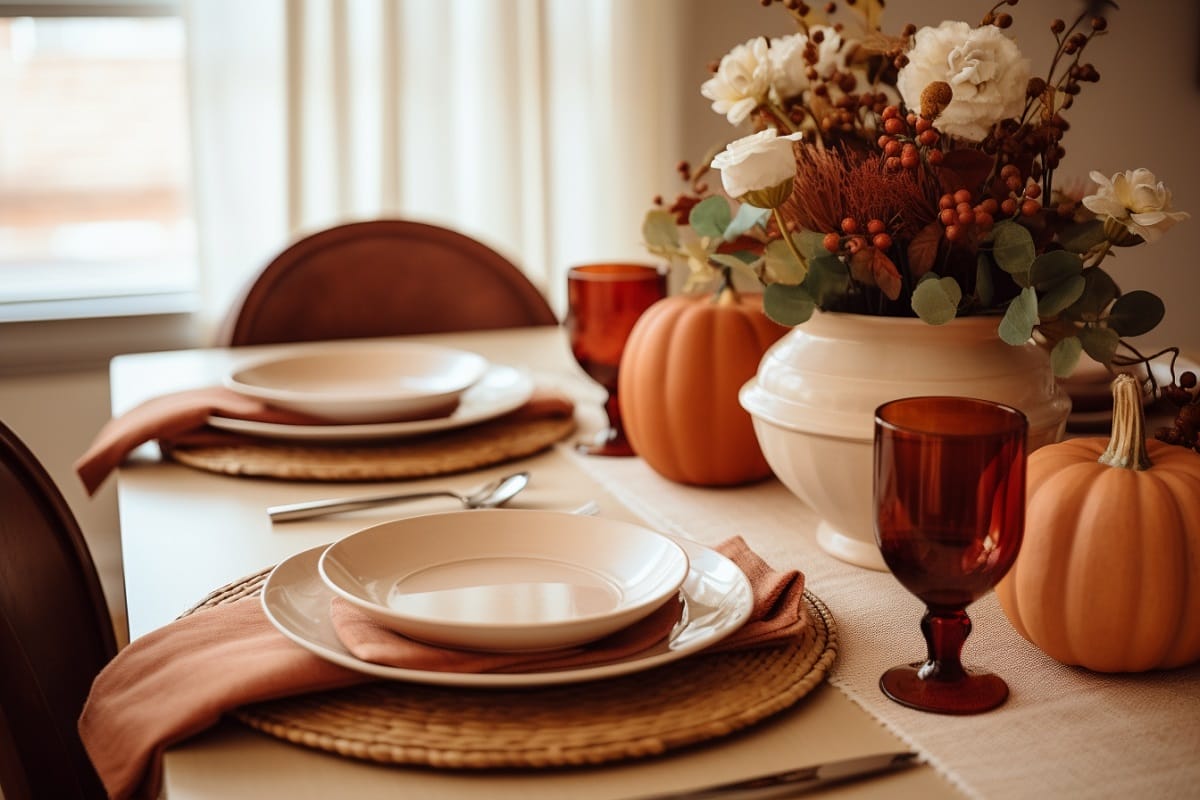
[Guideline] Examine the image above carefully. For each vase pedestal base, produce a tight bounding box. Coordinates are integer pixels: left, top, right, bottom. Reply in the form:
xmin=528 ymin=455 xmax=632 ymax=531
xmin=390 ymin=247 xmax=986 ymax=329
xmin=816 ymin=520 xmax=886 ymax=571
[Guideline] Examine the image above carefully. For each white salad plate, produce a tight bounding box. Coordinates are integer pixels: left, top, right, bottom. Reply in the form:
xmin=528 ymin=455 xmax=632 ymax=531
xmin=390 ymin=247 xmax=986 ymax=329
xmin=223 ymin=342 xmax=489 ymax=423
xmin=261 ymin=534 xmax=753 ymax=687
xmin=209 ymin=363 xmax=533 ymax=441
xmin=318 ymin=509 xmax=690 ymax=652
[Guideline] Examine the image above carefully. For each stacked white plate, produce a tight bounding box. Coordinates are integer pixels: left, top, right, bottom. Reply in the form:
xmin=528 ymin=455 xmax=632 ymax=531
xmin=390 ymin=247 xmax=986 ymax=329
xmin=261 ymin=509 xmax=755 ymax=687
xmin=217 ymin=341 xmax=535 ymax=440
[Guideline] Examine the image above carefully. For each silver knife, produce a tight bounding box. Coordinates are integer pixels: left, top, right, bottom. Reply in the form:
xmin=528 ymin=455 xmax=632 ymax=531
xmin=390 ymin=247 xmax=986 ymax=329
xmin=629 ymin=751 xmax=920 ymax=800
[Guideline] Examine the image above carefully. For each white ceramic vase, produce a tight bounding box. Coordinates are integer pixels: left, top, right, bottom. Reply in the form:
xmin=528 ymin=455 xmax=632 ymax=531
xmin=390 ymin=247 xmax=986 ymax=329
xmin=739 ymin=310 xmax=1071 ymax=570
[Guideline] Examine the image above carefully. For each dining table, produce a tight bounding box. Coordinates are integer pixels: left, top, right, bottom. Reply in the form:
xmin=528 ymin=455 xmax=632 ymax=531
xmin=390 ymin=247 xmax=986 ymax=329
xmin=109 ymin=325 xmax=1200 ymax=800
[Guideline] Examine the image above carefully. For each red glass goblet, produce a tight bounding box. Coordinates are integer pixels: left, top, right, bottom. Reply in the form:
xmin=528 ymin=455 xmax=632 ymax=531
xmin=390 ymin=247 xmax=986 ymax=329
xmin=873 ymin=396 xmax=1028 ymax=714
xmin=565 ymin=263 xmax=666 ymax=456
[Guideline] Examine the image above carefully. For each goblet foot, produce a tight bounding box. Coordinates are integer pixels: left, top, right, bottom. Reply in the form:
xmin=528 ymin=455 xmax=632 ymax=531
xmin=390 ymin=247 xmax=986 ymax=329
xmin=575 ymin=428 xmax=635 ymax=457
xmin=880 ymin=663 xmax=1008 ymax=715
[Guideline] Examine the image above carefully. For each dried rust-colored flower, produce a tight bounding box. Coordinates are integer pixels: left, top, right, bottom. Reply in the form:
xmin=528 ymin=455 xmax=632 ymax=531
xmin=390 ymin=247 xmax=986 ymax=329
xmin=781 ymin=145 xmax=937 ymax=239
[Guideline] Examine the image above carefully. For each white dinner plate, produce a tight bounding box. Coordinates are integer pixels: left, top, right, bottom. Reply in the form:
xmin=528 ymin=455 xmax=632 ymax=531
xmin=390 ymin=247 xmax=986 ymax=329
xmin=209 ymin=363 xmax=533 ymax=441
xmin=318 ymin=510 xmax=690 ymax=652
xmin=224 ymin=342 xmax=489 ymax=423
xmin=261 ymin=535 xmax=753 ymax=687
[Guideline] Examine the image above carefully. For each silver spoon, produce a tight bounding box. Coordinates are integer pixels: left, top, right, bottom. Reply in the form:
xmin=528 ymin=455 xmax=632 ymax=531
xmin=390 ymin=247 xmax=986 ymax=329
xmin=267 ymin=471 xmax=530 ymax=523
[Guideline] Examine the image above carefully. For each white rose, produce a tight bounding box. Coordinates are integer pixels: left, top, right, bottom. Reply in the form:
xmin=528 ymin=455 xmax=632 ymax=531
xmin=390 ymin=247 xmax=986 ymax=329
xmin=701 ymin=37 xmax=772 ymax=126
xmin=897 ymin=20 xmax=1030 ymax=142
xmin=1082 ymin=169 xmax=1189 ymax=243
xmin=710 ymin=128 xmax=804 ymax=204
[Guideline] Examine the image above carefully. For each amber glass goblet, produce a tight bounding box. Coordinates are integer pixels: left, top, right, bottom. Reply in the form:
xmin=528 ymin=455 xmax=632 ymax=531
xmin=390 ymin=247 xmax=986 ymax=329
xmin=873 ymin=396 xmax=1028 ymax=714
xmin=565 ymin=263 xmax=666 ymax=456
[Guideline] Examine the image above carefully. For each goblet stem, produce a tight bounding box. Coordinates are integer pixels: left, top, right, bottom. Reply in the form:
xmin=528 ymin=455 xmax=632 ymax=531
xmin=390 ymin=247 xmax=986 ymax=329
xmin=578 ymin=391 xmax=634 ymax=456
xmin=916 ymin=608 xmax=970 ymax=682
xmin=881 ymin=603 xmax=1008 ymax=714
xmin=603 ymin=392 xmax=628 ymax=441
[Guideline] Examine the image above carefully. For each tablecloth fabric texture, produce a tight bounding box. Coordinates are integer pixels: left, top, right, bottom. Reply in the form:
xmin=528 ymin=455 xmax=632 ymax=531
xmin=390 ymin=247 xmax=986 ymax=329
xmin=567 ymin=450 xmax=1200 ymax=800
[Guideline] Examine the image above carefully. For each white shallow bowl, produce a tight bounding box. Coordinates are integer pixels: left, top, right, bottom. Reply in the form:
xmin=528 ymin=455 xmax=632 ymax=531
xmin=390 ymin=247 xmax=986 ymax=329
xmin=224 ymin=342 xmax=489 ymax=423
xmin=318 ymin=509 xmax=690 ymax=653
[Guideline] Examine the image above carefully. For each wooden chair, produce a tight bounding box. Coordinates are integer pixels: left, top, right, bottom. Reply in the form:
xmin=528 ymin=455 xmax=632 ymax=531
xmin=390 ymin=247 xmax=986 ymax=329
xmin=0 ymin=420 xmax=116 ymax=800
xmin=217 ymin=219 xmax=559 ymax=346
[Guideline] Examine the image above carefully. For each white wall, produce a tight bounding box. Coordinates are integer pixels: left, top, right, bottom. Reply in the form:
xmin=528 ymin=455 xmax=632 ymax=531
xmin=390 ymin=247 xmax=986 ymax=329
xmin=0 ymin=369 xmax=125 ymax=644
xmin=681 ymin=0 xmax=1200 ymax=354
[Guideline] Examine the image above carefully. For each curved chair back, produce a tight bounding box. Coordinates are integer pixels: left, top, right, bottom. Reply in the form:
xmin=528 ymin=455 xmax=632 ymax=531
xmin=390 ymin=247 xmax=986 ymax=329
xmin=0 ymin=421 xmax=116 ymax=800
xmin=218 ymin=219 xmax=558 ymax=346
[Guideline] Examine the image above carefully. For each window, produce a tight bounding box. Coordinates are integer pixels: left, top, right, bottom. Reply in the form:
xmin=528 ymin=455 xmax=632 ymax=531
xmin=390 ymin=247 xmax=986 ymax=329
xmin=0 ymin=2 xmax=196 ymax=322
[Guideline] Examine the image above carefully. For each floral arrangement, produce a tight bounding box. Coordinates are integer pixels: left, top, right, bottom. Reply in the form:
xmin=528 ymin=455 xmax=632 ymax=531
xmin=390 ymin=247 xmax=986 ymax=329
xmin=642 ymin=0 xmax=1188 ymax=385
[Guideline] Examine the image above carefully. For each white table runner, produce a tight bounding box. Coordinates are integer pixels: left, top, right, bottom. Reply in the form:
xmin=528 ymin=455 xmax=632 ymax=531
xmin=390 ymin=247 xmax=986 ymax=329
xmin=567 ymin=448 xmax=1200 ymax=800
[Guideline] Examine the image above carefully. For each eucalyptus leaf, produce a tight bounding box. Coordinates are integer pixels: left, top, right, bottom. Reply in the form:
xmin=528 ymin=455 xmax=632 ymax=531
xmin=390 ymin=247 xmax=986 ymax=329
xmin=1057 ymin=219 xmax=1107 ymax=254
xmin=764 ymin=236 xmax=808 ymax=285
xmin=911 ymin=275 xmax=962 ymax=325
xmin=1106 ymin=290 xmax=1165 ymax=337
xmin=710 ymin=252 xmax=761 ymax=282
xmin=796 ymin=229 xmax=833 ymax=261
xmin=764 ymin=282 xmax=815 ymax=326
xmin=1037 ymin=275 xmax=1086 ymax=317
xmin=710 ymin=253 xmax=758 ymax=268
xmin=1063 ymin=267 xmax=1119 ymax=319
xmin=1050 ymin=335 xmax=1084 ymax=377
xmin=804 ymin=253 xmax=851 ymax=305
xmin=998 ymin=286 xmax=1039 ymax=345
xmin=642 ymin=209 xmax=679 ymax=251
xmin=689 ymin=196 xmax=732 ymax=239
xmin=724 ymin=203 xmax=770 ymax=241
xmin=1079 ymin=325 xmax=1120 ymax=364
xmin=709 ymin=253 xmax=752 ymax=272
xmin=1029 ymin=250 xmax=1083 ymax=289
xmin=991 ymin=221 xmax=1037 ymax=275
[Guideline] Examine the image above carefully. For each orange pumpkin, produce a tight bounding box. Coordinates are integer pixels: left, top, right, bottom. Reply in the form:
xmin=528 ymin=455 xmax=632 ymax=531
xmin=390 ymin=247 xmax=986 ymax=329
xmin=996 ymin=374 xmax=1200 ymax=672
xmin=617 ymin=289 xmax=788 ymax=486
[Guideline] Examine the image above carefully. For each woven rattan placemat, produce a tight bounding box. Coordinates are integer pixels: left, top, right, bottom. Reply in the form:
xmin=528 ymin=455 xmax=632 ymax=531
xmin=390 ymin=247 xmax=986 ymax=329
xmin=188 ymin=566 xmax=837 ymax=769
xmin=166 ymin=415 xmax=576 ymax=482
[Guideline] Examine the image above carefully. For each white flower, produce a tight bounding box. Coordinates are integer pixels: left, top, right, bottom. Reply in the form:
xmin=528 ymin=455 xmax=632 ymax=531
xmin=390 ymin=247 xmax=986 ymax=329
xmin=810 ymin=26 xmax=852 ymax=79
xmin=710 ymin=128 xmax=803 ymax=203
xmin=701 ymin=37 xmax=772 ymax=126
xmin=897 ymin=20 xmax=1030 ymax=142
xmin=768 ymin=33 xmax=810 ymax=100
xmin=1082 ymin=169 xmax=1190 ymax=243
xmin=768 ymin=27 xmax=854 ymax=103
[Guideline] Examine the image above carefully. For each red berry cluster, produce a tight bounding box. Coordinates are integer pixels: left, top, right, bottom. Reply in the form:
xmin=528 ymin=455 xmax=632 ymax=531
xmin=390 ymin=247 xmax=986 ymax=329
xmin=876 ymin=106 xmax=942 ymax=171
xmin=936 ymin=189 xmax=996 ymax=243
xmin=997 ymin=164 xmax=1043 ymax=218
xmin=823 ymin=218 xmax=892 ymax=254
xmin=1157 ymin=371 xmax=1200 ymax=453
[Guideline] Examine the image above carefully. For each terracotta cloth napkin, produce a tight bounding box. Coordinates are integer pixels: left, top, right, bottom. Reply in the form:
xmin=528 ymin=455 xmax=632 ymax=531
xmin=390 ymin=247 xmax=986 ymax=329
xmin=329 ymin=595 xmax=685 ymax=674
xmin=73 ymin=385 xmax=575 ymax=496
xmin=78 ymin=535 xmax=806 ymax=800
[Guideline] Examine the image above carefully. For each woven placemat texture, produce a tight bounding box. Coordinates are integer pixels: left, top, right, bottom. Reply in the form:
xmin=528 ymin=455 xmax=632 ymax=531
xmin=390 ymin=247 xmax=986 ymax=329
xmin=166 ymin=415 xmax=575 ymax=481
xmin=187 ymin=568 xmax=837 ymax=769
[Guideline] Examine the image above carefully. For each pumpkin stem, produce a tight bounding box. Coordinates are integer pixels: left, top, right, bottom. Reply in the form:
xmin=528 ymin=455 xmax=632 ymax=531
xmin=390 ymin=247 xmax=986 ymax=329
xmin=1098 ymin=374 xmax=1152 ymax=471
xmin=713 ymin=267 xmax=739 ymax=306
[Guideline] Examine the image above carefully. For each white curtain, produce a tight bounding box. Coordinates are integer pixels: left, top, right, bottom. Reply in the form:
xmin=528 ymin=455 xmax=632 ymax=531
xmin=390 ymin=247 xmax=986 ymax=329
xmin=184 ymin=0 xmax=683 ymax=337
